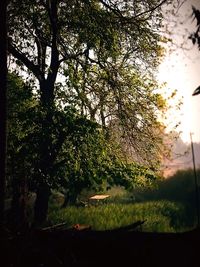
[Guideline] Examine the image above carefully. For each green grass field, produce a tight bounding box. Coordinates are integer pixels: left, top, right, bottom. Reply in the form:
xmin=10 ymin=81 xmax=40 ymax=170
xmin=47 ymin=199 xmax=191 ymax=232
xmin=47 ymin=169 xmax=200 ymax=233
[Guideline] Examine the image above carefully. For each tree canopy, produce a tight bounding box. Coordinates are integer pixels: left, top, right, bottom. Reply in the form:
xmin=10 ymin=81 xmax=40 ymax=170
xmin=7 ymin=0 xmax=171 ymax=223
xmin=8 ymin=0 xmax=168 ymax=163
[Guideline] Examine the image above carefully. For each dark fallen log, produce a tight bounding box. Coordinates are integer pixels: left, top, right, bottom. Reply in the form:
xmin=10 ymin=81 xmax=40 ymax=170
xmin=40 ymin=220 xmax=145 ymax=233
xmin=72 ymin=220 xmax=145 ymax=232
xmin=105 ymin=220 xmax=145 ymax=232
xmin=41 ymin=222 xmax=69 ymax=231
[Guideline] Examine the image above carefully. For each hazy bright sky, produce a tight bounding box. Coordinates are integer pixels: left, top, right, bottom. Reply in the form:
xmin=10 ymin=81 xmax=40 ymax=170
xmin=158 ymin=0 xmax=200 ymax=143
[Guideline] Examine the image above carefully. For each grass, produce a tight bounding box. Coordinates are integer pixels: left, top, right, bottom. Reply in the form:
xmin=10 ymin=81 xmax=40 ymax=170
xmin=132 ymin=168 xmax=200 ymax=228
xmin=47 ymin=200 xmax=188 ymax=232
xmin=48 ymin=170 xmax=200 ymax=233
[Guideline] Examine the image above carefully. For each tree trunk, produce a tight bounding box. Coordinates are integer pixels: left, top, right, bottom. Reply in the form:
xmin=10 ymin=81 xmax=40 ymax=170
xmin=10 ymin=176 xmax=28 ymax=231
xmin=62 ymin=189 xmax=78 ymax=207
xmin=10 ymin=177 xmax=21 ymax=228
xmin=0 ymin=0 xmax=7 ymax=227
xmin=33 ymin=80 xmax=55 ymax=225
xmin=34 ymin=184 xmax=51 ymax=226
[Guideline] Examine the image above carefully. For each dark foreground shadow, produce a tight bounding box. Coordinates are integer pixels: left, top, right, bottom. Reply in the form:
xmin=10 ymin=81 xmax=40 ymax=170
xmin=1 ymin=224 xmax=200 ymax=267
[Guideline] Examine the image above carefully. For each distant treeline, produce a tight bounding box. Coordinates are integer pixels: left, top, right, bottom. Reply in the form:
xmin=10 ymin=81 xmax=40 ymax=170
xmin=133 ymin=169 xmax=200 ymax=227
xmin=163 ymin=137 xmax=200 ymax=177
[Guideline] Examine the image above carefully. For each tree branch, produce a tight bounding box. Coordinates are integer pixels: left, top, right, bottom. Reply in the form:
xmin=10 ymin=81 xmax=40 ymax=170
xmin=8 ymin=40 xmax=44 ymax=81
xmin=46 ymin=0 xmax=60 ymax=87
xmin=99 ymin=0 xmax=125 ymax=18
xmin=100 ymin=0 xmax=168 ymax=21
xmin=132 ymin=0 xmax=168 ymax=19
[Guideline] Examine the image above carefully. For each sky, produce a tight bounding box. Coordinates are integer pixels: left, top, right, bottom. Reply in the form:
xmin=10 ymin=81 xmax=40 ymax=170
xmin=157 ymin=0 xmax=200 ymax=143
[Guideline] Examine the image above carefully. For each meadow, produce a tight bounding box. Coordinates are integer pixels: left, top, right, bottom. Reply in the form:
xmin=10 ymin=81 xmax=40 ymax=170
xmin=47 ymin=168 xmax=199 ymax=233
xmin=48 ymin=200 xmax=188 ymax=232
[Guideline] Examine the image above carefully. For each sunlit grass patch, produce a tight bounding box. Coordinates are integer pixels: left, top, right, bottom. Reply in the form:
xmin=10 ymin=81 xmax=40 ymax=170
xmin=48 ymin=200 xmax=186 ymax=232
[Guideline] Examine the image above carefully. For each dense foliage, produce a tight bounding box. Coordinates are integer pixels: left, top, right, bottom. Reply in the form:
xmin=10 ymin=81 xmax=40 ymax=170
xmin=7 ymin=73 xmax=161 ymax=226
xmin=7 ymin=0 xmax=170 ymax=223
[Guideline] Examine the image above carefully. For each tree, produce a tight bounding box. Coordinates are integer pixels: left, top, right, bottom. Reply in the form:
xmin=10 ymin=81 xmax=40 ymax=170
xmin=6 ymin=74 xmax=140 ymax=223
xmin=65 ymin=58 xmax=168 ymax=167
xmin=59 ymin=116 xmax=160 ymax=206
xmin=8 ymin=0 xmax=170 ymax=223
xmin=0 ymin=0 xmax=7 ymax=227
xmin=6 ymin=73 xmax=38 ymax=228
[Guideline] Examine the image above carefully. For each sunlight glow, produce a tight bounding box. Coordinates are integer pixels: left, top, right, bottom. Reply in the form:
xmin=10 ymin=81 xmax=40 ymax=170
xmin=157 ymin=0 xmax=200 ymax=143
